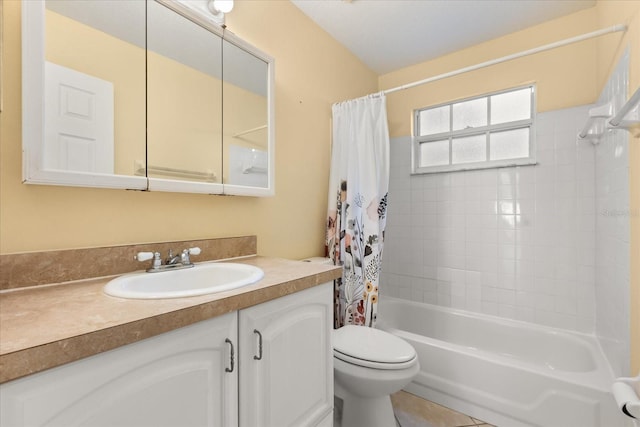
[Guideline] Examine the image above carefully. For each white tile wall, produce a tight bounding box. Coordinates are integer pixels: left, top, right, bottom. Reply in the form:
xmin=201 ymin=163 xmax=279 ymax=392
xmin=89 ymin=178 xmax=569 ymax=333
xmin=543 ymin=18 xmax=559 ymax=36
xmin=383 ymin=55 xmax=632 ymax=376
xmin=594 ymin=50 xmax=630 ymax=377
xmin=382 ymin=104 xmax=598 ymax=333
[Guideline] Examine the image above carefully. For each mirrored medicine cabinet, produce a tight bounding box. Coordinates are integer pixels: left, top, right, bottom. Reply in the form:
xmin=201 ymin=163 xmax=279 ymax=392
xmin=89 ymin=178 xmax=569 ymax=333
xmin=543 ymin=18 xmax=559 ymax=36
xmin=22 ymin=0 xmax=275 ymax=196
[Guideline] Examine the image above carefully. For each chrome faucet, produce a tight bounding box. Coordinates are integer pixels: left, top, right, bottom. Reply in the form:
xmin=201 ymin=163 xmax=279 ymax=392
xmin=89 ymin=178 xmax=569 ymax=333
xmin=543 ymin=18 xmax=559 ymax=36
xmin=180 ymin=249 xmax=194 ymax=265
xmin=135 ymin=247 xmax=201 ymax=273
xmin=165 ymin=249 xmax=181 ymax=265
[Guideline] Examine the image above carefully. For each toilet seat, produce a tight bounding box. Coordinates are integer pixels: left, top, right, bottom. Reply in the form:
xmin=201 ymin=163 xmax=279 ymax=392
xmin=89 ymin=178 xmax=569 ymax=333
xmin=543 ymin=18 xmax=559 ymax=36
xmin=333 ymin=325 xmax=417 ymax=370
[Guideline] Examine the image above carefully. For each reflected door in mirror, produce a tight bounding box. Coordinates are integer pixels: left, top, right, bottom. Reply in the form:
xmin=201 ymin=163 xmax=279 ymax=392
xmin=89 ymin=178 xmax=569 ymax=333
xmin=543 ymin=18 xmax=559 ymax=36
xmin=44 ymin=0 xmax=146 ymax=177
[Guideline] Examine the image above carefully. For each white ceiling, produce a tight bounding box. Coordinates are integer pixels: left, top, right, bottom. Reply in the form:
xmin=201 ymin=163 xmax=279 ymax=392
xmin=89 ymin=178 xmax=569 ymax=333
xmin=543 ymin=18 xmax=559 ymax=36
xmin=291 ymin=0 xmax=596 ymax=75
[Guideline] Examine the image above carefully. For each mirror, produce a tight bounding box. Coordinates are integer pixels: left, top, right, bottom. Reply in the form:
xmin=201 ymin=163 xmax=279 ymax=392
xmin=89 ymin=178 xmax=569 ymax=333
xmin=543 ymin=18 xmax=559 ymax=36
xmin=146 ymin=1 xmax=224 ymax=194
xmin=23 ymin=0 xmax=147 ymax=189
xmin=222 ymin=36 xmax=274 ymax=196
xmin=22 ymin=0 xmax=274 ymax=196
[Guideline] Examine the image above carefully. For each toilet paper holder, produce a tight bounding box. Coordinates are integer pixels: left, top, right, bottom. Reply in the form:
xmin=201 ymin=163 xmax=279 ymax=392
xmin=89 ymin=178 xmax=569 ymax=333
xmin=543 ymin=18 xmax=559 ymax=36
xmin=613 ymin=375 xmax=640 ymax=420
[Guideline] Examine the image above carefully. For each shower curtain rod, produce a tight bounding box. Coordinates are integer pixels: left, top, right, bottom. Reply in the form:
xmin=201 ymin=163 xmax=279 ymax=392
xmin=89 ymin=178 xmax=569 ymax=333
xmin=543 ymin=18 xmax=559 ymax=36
xmin=375 ymin=24 xmax=627 ymax=97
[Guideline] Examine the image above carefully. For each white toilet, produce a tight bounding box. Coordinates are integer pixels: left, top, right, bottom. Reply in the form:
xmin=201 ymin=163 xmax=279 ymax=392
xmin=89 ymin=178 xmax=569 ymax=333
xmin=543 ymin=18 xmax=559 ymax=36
xmin=333 ymin=325 xmax=420 ymax=427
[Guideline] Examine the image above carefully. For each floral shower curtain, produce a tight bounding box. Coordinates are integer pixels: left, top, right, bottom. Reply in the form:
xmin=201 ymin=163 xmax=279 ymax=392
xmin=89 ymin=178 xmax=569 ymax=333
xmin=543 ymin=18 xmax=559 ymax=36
xmin=326 ymin=94 xmax=390 ymax=328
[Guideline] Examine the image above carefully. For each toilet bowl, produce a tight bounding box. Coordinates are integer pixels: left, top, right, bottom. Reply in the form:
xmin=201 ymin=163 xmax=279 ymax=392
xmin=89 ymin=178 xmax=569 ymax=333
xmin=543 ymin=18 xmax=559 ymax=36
xmin=333 ymin=325 xmax=419 ymax=427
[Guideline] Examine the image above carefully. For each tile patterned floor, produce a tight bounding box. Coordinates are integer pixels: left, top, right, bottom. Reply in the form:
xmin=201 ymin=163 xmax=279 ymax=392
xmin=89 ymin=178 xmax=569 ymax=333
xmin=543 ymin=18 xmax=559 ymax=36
xmin=391 ymin=391 xmax=496 ymax=427
xmin=334 ymin=390 xmax=496 ymax=427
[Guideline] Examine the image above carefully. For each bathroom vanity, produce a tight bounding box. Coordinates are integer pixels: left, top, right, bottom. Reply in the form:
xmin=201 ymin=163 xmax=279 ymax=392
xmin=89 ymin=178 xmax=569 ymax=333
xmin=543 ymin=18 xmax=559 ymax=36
xmin=0 ymin=239 xmax=340 ymax=427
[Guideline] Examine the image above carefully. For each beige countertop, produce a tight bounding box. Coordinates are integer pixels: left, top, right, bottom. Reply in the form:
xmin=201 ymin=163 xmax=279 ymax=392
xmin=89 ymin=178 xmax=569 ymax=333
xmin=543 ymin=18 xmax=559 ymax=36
xmin=0 ymin=256 xmax=341 ymax=384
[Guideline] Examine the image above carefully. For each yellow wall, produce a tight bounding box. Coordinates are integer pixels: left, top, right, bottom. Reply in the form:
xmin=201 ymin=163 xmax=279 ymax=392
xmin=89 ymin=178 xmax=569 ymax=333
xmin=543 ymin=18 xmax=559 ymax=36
xmin=594 ymin=0 xmax=640 ymax=376
xmin=0 ymin=0 xmax=378 ymax=258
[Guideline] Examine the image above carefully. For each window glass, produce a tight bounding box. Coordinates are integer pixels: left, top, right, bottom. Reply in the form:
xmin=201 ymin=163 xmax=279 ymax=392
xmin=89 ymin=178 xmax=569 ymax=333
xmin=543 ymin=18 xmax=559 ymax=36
xmin=419 ymin=105 xmax=449 ymax=136
xmin=452 ymin=135 xmax=486 ymax=164
xmin=420 ymin=140 xmax=449 ymax=167
xmin=452 ymin=98 xmax=487 ymax=131
xmin=413 ymin=85 xmax=535 ymax=173
xmin=490 ymin=87 xmax=531 ymax=124
xmin=490 ymin=128 xmax=529 ymax=160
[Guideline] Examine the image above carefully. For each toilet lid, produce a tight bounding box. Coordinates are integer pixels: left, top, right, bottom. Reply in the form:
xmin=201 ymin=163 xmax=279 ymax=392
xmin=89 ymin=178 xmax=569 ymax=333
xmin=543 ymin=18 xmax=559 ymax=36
xmin=333 ymin=325 xmax=416 ymax=365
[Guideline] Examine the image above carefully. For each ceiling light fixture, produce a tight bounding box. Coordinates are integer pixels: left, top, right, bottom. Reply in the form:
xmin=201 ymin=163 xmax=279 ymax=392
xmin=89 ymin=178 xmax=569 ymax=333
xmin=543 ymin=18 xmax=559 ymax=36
xmin=208 ymin=0 xmax=234 ymax=26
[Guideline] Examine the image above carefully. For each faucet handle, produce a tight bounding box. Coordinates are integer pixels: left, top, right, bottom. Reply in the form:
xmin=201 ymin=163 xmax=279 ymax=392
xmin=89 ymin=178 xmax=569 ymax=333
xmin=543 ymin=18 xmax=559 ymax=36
xmin=136 ymin=251 xmax=162 ymax=271
xmin=181 ymin=247 xmax=201 ymax=265
xmin=133 ymin=252 xmax=162 ymax=271
xmin=135 ymin=252 xmax=154 ymax=262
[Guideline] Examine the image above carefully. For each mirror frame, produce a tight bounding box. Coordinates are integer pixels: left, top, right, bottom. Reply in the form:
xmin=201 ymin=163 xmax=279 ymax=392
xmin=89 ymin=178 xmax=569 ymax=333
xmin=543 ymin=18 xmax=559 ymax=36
xmin=21 ymin=0 xmax=148 ymax=190
xmin=22 ymin=0 xmax=275 ymax=197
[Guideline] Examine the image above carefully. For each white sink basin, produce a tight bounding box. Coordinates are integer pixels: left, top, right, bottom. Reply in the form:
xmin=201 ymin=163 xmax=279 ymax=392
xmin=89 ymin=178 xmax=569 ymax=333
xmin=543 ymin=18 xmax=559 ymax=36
xmin=104 ymin=262 xmax=264 ymax=299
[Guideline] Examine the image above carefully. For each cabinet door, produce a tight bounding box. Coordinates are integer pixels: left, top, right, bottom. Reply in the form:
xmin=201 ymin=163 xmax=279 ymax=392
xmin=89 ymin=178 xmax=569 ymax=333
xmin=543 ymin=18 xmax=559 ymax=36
xmin=0 ymin=313 xmax=238 ymax=427
xmin=239 ymin=283 xmax=333 ymax=427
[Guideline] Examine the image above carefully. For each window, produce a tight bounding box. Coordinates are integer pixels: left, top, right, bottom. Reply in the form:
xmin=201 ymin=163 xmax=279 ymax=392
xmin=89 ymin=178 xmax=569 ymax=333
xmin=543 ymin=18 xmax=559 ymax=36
xmin=412 ymin=85 xmax=536 ymax=173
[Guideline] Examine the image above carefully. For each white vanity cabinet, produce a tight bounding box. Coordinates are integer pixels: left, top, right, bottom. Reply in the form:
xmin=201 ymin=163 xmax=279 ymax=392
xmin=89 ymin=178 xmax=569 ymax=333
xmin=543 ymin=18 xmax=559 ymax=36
xmin=0 ymin=311 xmax=239 ymax=427
xmin=239 ymin=283 xmax=334 ymax=427
xmin=0 ymin=283 xmax=333 ymax=427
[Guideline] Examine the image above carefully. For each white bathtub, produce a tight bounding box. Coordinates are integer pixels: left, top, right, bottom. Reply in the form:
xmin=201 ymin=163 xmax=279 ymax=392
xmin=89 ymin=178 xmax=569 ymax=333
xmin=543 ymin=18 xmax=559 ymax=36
xmin=377 ymin=297 xmax=626 ymax=427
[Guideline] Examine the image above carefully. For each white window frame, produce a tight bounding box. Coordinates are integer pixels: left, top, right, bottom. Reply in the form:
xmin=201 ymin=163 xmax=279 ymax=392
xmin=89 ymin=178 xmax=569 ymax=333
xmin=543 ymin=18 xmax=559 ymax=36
xmin=412 ymin=84 xmax=537 ymax=174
